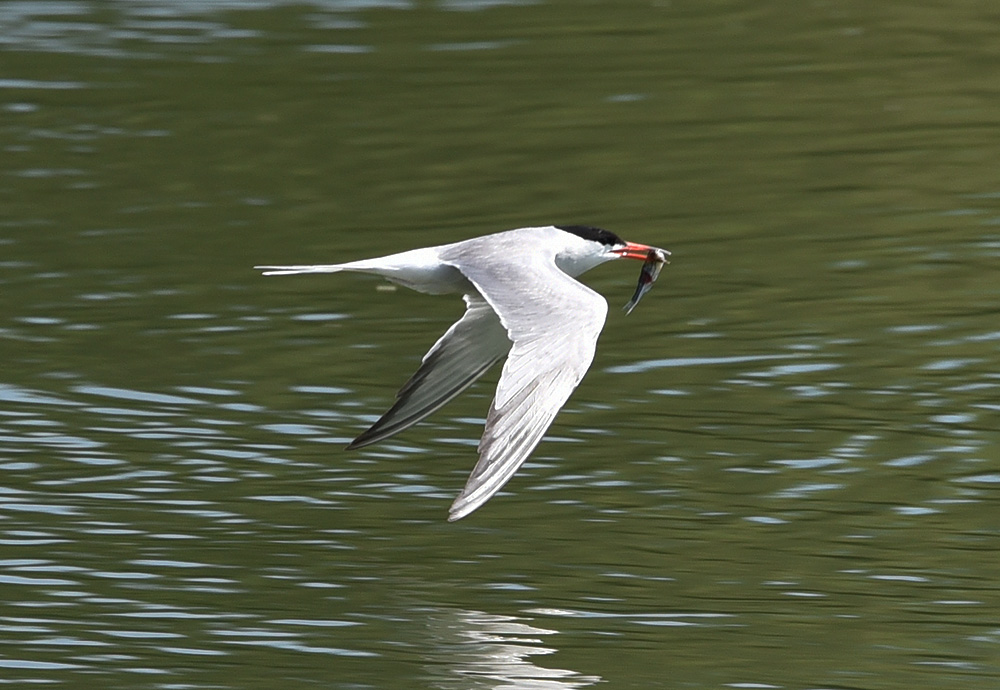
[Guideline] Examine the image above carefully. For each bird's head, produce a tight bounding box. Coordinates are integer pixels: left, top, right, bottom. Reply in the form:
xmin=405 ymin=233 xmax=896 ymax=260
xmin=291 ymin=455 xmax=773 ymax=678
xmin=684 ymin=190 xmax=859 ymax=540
xmin=554 ymin=225 xmax=667 ymax=276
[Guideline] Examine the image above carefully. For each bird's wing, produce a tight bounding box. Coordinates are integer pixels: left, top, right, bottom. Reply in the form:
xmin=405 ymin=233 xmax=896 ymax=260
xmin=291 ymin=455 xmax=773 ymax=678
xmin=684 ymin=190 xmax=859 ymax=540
xmin=441 ymin=246 xmax=609 ymax=521
xmin=347 ymin=293 xmax=511 ymax=449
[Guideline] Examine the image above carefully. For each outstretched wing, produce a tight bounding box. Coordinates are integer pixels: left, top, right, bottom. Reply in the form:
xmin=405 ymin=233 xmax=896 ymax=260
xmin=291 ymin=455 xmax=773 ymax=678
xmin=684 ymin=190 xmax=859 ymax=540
xmin=347 ymin=293 xmax=511 ymax=449
xmin=441 ymin=242 xmax=609 ymax=521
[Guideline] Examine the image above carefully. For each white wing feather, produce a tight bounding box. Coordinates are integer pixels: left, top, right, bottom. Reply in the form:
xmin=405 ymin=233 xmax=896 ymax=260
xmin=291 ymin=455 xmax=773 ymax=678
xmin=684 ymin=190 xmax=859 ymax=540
xmin=441 ymin=239 xmax=608 ymax=521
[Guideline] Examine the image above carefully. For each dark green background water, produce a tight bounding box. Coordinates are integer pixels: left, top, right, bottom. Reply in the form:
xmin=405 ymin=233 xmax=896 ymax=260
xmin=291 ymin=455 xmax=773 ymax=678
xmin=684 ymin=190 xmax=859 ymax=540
xmin=1 ymin=1 xmax=998 ymax=688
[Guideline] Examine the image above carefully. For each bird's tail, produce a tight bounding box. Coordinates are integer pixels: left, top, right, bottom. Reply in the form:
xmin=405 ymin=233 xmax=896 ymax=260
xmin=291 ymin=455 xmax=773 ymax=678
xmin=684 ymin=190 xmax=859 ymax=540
xmin=254 ymin=264 xmax=346 ymax=276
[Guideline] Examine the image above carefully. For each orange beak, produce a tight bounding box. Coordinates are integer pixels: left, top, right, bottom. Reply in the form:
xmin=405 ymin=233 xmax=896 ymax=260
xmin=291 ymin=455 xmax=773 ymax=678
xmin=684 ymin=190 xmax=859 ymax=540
xmin=613 ymin=242 xmax=657 ymax=260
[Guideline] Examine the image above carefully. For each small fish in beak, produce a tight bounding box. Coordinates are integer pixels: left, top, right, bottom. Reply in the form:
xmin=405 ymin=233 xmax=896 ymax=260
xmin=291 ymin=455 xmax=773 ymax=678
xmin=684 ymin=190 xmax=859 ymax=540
xmin=623 ymin=247 xmax=670 ymax=314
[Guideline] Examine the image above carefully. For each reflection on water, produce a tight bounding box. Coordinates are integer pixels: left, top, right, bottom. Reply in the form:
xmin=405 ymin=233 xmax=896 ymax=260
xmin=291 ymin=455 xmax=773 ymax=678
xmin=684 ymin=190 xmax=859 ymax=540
xmin=424 ymin=609 xmax=600 ymax=689
xmin=2 ymin=0 xmax=1000 ymax=688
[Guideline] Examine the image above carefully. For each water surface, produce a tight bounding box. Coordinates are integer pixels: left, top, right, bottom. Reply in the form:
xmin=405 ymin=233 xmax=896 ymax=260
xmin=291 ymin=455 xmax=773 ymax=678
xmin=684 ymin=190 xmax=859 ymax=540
xmin=1 ymin=1 xmax=999 ymax=688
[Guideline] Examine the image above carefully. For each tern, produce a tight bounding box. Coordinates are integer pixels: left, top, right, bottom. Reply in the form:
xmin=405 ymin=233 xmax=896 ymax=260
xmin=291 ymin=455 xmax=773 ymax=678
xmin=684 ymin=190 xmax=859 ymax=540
xmin=256 ymin=225 xmax=669 ymax=520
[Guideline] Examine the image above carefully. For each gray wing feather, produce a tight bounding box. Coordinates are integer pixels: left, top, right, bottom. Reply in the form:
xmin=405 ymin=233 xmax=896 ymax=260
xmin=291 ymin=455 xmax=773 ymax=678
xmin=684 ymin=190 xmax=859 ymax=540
xmin=347 ymin=294 xmax=510 ymax=449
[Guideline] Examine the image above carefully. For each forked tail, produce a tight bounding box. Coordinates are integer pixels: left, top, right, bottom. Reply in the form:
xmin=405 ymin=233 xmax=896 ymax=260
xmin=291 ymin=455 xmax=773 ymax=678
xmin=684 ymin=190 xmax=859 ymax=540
xmin=254 ymin=264 xmax=346 ymax=276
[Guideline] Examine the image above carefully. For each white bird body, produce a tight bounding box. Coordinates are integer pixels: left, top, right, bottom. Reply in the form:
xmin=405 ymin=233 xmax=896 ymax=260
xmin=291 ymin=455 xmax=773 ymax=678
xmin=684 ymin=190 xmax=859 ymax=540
xmin=257 ymin=225 xmax=668 ymax=520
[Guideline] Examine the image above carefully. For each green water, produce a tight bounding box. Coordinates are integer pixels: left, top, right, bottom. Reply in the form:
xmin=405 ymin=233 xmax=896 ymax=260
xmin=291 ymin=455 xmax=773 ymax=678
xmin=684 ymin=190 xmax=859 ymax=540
xmin=1 ymin=1 xmax=999 ymax=688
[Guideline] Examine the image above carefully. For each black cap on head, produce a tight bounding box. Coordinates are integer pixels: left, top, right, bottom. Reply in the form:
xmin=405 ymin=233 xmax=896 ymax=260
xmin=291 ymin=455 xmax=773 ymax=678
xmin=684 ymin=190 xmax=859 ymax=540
xmin=556 ymin=225 xmax=625 ymax=247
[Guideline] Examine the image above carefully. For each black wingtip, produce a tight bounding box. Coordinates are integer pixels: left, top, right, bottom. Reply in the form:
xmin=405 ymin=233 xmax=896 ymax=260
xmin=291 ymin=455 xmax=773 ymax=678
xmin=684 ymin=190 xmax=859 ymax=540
xmin=345 ymin=431 xmax=377 ymax=451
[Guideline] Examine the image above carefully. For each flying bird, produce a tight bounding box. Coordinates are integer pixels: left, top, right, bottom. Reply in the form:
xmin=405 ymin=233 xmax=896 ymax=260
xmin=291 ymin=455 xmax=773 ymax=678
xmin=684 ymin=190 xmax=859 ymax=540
xmin=256 ymin=225 xmax=669 ymax=520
